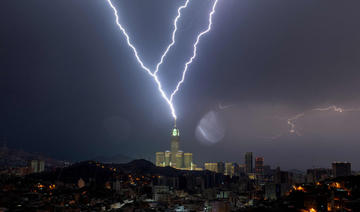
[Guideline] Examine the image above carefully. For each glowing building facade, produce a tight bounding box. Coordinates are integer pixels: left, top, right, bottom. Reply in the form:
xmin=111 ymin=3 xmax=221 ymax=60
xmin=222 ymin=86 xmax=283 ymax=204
xmin=29 ymin=160 xmax=45 ymax=173
xmin=225 ymin=162 xmax=240 ymax=177
xmin=184 ymin=153 xmax=193 ymax=169
xmin=204 ymin=162 xmax=225 ymax=174
xmin=155 ymin=126 xmax=199 ymax=170
xmin=204 ymin=163 xmax=217 ymax=172
xmin=164 ymin=151 xmax=171 ymax=166
xmin=170 ymin=128 xmax=180 ymax=167
xmin=156 ymin=152 xmax=165 ymax=167
xmin=176 ymin=151 xmax=184 ymax=168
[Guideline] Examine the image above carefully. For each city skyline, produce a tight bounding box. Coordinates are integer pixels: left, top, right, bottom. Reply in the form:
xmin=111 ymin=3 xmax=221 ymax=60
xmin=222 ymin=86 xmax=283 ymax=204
xmin=2 ymin=0 xmax=360 ymax=170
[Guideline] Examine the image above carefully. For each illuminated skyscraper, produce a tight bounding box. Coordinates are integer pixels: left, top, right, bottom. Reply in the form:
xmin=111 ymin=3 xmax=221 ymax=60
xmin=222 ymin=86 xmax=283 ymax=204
xmin=156 ymin=152 xmax=165 ymax=167
xmin=176 ymin=151 xmax=184 ymax=168
xmin=225 ymin=162 xmax=240 ymax=177
xmin=184 ymin=153 xmax=193 ymax=169
xmin=204 ymin=162 xmax=225 ymax=174
xmin=205 ymin=163 xmax=217 ymax=172
xmin=29 ymin=160 xmax=45 ymax=173
xmin=154 ymin=124 xmax=198 ymax=170
xmin=170 ymin=127 xmax=180 ymax=166
xmin=245 ymin=152 xmax=253 ymax=173
xmin=165 ymin=151 xmax=171 ymax=166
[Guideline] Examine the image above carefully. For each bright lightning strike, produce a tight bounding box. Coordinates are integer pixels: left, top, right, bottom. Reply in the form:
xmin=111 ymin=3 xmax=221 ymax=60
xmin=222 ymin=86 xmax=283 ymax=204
xmin=154 ymin=0 xmax=190 ymax=76
xmin=106 ymin=0 xmax=219 ymax=121
xmin=106 ymin=0 xmax=191 ymax=120
xmin=170 ymin=0 xmax=219 ymax=102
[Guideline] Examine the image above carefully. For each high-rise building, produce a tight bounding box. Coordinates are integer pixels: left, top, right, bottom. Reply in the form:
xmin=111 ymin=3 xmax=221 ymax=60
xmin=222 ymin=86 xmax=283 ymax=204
xmin=39 ymin=160 xmax=45 ymax=172
xmin=156 ymin=152 xmax=165 ymax=167
xmin=170 ymin=127 xmax=180 ymax=166
xmin=255 ymin=157 xmax=264 ymax=174
xmin=245 ymin=152 xmax=253 ymax=173
xmin=238 ymin=164 xmax=246 ymax=174
xmin=184 ymin=153 xmax=193 ymax=169
xmin=306 ymin=168 xmax=331 ymax=183
xmin=204 ymin=162 xmax=225 ymax=174
xmin=176 ymin=151 xmax=184 ymax=168
xmin=155 ymin=124 xmax=197 ymax=170
xmin=165 ymin=151 xmax=171 ymax=166
xmin=332 ymin=162 xmax=351 ymax=178
xmin=205 ymin=163 xmax=217 ymax=172
xmin=29 ymin=160 xmax=45 ymax=173
xmin=217 ymin=162 xmax=225 ymax=174
xmin=225 ymin=162 xmax=240 ymax=177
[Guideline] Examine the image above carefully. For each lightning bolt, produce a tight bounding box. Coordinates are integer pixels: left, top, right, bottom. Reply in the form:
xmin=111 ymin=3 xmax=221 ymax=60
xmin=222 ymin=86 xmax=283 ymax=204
xmin=218 ymin=102 xmax=236 ymax=110
xmin=154 ymin=0 xmax=190 ymax=76
xmin=313 ymin=105 xmax=344 ymax=113
xmin=312 ymin=105 xmax=360 ymax=113
xmin=170 ymin=0 xmax=219 ymax=102
xmin=106 ymin=0 xmax=219 ymax=120
xmin=106 ymin=0 xmax=191 ymax=120
xmin=285 ymin=105 xmax=360 ymax=136
xmin=287 ymin=113 xmax=304 ymax=135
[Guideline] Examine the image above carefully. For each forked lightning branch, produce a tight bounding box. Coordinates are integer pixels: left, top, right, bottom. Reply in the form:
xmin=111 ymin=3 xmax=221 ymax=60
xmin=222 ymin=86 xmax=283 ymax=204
xmin=106 ymin=0 xmax=219 ymax=121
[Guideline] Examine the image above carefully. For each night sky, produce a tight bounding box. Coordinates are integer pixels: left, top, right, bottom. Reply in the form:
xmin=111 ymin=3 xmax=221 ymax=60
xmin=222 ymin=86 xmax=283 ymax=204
xmin=1 ymin=0 xmax=360 ymax=170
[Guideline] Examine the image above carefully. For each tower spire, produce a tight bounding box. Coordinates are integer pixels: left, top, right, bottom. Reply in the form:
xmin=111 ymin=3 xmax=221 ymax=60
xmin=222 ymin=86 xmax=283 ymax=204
xmin=174 ymin=118 xmax=177 ymax=127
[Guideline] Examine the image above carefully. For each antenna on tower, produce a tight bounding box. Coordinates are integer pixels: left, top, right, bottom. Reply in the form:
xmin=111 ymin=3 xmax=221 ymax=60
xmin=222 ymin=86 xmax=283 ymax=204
xmin=174 ymin=119 xmax=177 ymax=127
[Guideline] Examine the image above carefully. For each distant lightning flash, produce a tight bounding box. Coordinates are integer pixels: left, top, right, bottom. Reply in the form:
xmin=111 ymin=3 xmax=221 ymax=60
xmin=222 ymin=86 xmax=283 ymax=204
xmin=313 ymin=105 xmax=344 ymax=113
xmin=313 ymin=105 xmax=360 ymax=113
xmin=286 ymin=105 xmax=360 ymax=136
xmin=106 ymin=0 xmax=219 ymax=120
xmin=287 ymin=113 xmax=304 ymax=135
xmin=218 ymin=102 xmax=236 ymax=110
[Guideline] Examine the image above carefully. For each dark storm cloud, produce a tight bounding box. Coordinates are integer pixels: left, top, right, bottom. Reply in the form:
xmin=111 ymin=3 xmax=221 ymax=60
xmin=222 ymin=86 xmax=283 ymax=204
xmin=1 ymin=0 xmax=360 ymax=170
